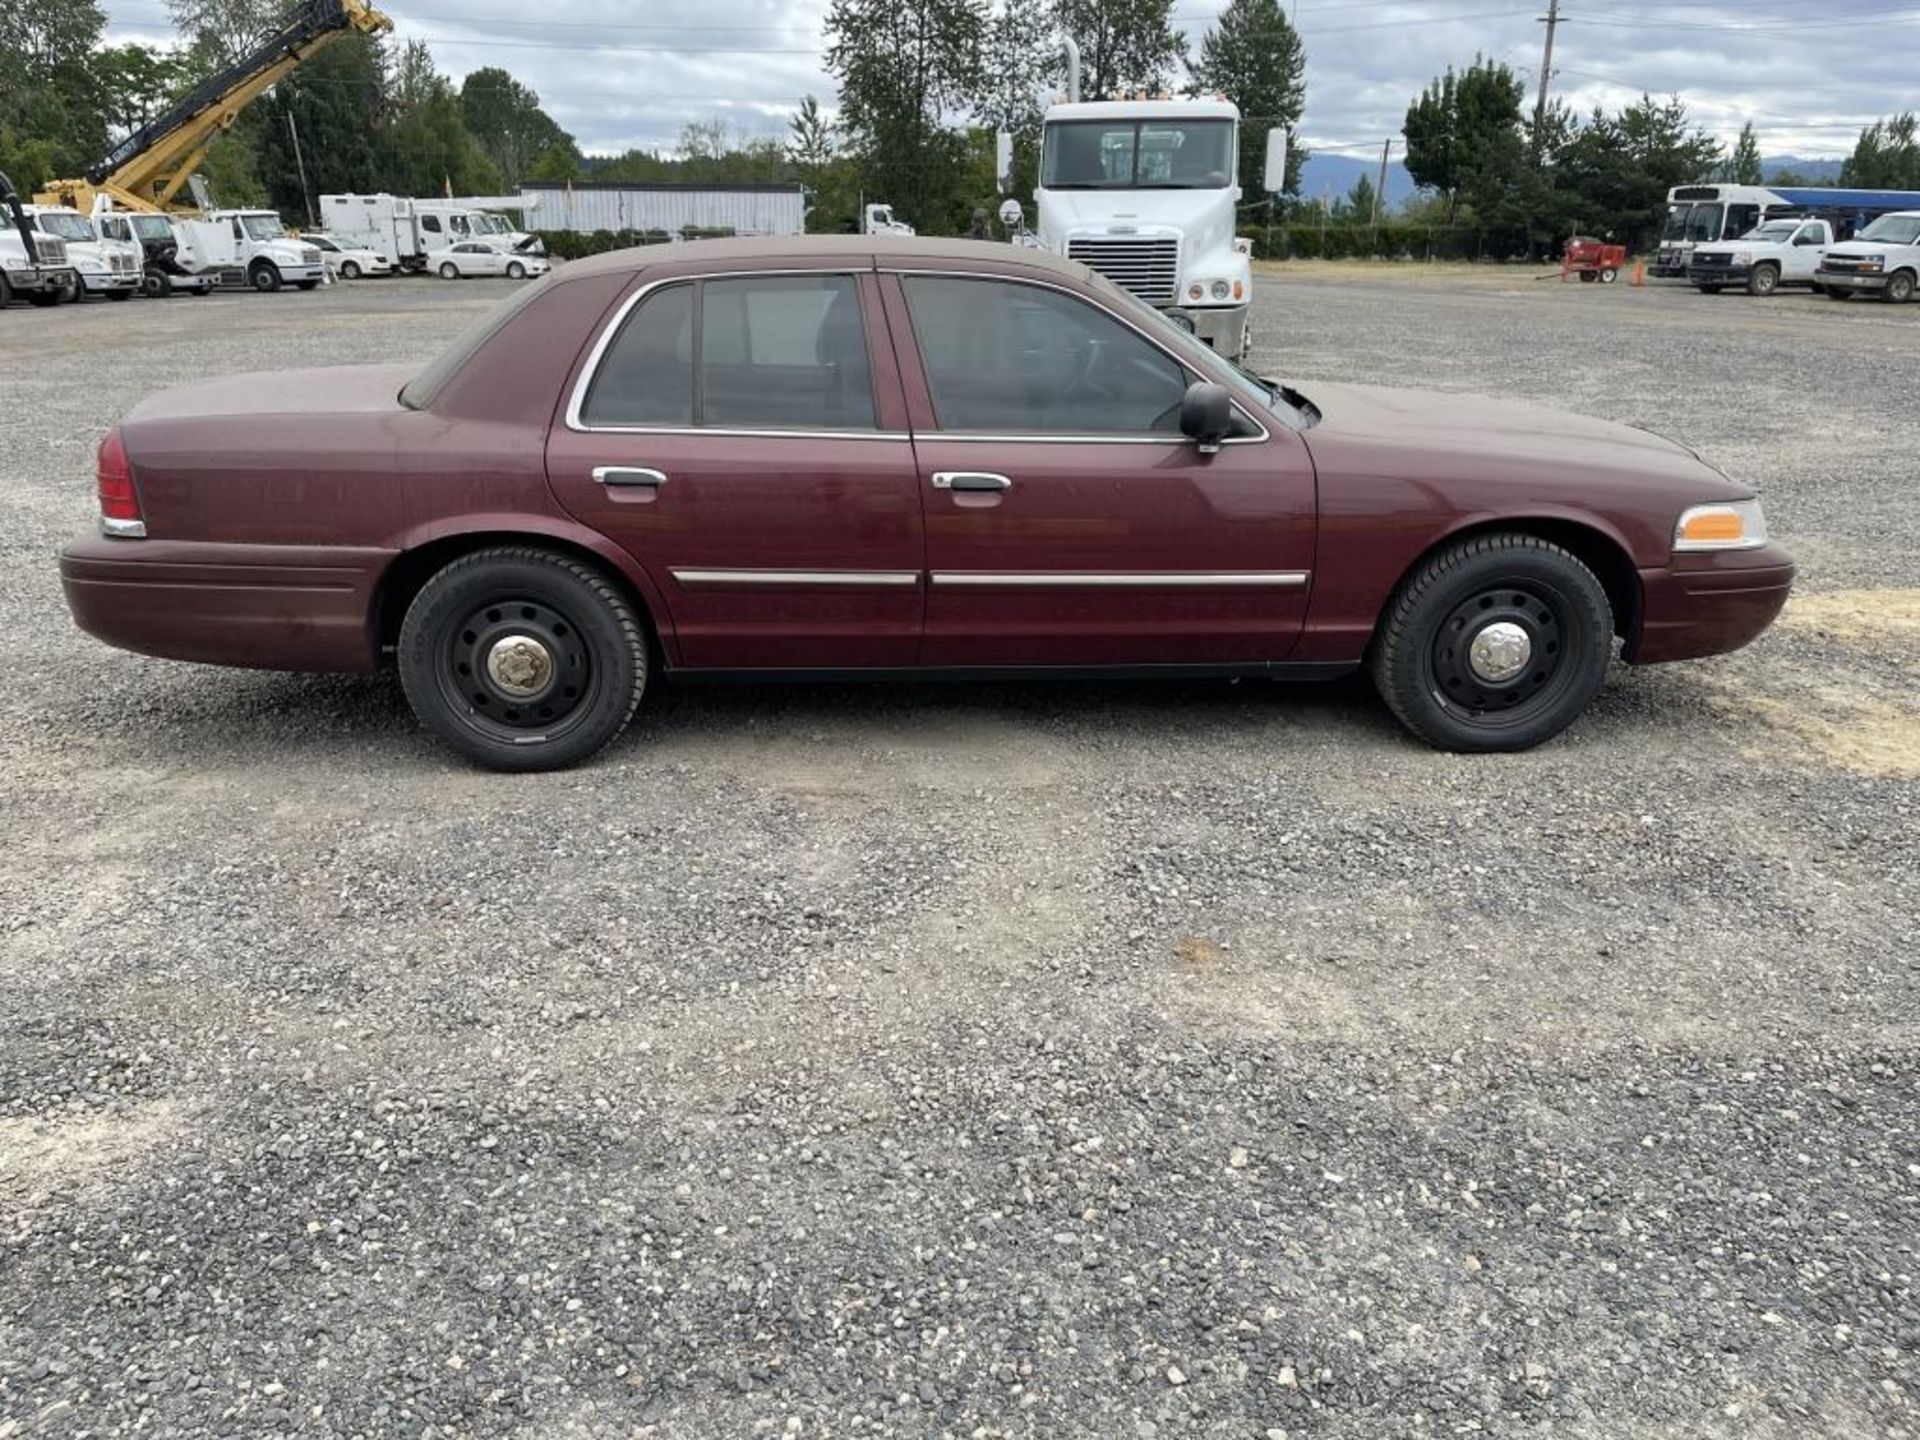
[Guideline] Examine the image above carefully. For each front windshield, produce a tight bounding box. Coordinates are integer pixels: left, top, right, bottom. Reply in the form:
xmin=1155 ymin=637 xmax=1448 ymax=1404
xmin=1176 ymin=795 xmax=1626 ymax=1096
xmin=35 ymin=212 xmax=93 ymax=242
xmin=1087 ymin=269 xmax=1306 ymax=429
xmin=1661 ymin=204 xmax=1692 ymax=241
xmin=1858 ymin=213 xmax=1920 ymax=244
xmin=1684 ymin=203 xmax=1724 ymax=243
xmin=474 ymin=214 xmax=511 ymax=235
xmin=1042 ymin=119 xmax=1235 ymax=190
xmin=1744 ymin=221 xmax=1797 ymax=242
xmin=131 ymin=215 xmax=172 ymax=240
xmin=240 ymin=213 xmax=286 ymax=241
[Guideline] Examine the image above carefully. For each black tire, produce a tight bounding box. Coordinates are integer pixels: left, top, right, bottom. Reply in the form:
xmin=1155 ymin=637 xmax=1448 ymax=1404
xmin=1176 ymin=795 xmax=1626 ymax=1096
xmin=1747 ymin=263 xmax=1779 ymax=297
xmin=1369 ymin=533 xmax=1614 ymax=753
xmin=1887 ymin=269 xmax=1916 ymax=304
xmin=439 ymin=261 xmax=459 ymax=279
xmin=1599 ymin=266 xmax=1618 ymax=284
xmin=1698 ymin=284 xmax=1723 ymax=295
xmin=340 ymin=260 xmax=360 ymax=280
xmin=506 ymin=260 xmax=526 ymax=279
xmin=0 ymin=271 xmax=11 ymax=307
xmin=1826 ymin=286 xmax=1852 ymax=300
xmin=1578 ymin=270 xmax=1597 ymax=283
xmin=250 ymin=262 xmax=281 ymax=293
xmin=27 ymin=289 xmax=62 ymax=307
xmin=140 ymin=272 xmax=167 ymax=299
xmin=105 ymin=288 xmax=132 ymax=301
xmin=397 ymin=547 xmax=647 ymax=771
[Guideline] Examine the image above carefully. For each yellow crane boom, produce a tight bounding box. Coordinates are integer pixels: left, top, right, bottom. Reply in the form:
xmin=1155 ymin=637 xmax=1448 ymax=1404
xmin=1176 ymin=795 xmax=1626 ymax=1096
xmin=36 ymin=0 xmax=392 ymax=213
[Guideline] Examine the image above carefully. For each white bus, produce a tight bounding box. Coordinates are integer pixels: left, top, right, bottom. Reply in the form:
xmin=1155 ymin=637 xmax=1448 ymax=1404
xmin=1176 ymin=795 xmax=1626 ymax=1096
xmin=1653 ymin=181 xmax=1920 ymax=275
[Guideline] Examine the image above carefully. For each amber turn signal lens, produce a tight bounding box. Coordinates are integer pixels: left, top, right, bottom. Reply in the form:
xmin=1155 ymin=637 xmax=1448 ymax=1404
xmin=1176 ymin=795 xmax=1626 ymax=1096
xmin=1679 ymin=510 xmax=1745 ymax=543
xmin=1673 ymin=499 xmax=1767 ymax=551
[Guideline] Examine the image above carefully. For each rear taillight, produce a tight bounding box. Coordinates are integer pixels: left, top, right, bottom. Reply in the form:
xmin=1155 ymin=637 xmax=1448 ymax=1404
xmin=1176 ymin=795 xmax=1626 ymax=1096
xmin=97 ymin=428 xmax=146 ymax=538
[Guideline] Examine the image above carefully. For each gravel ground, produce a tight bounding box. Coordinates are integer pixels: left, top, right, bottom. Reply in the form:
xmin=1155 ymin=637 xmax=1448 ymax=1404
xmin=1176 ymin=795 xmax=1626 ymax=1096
xmin=2 ymin=271 xmax=1916 ymax=1440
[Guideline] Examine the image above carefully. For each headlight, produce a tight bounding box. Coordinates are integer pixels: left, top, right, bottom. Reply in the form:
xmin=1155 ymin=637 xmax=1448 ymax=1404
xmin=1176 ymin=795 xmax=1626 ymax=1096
xmin=1674 ymin=499 xmax=1768 ymax=551
xmin=77 ymin=258 xmax=105 ymax=273
xmin=1210 ymin=279 xmax=1231 ymax=300
xmin=1732 ymin=250 xmax=1752 ymax=265
xmin=1863 ymin=255 xmax=1884 ymax=270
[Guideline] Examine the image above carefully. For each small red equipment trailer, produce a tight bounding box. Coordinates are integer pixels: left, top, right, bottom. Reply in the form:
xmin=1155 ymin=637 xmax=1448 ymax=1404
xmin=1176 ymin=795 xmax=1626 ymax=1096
xmin=1562 ymin=235 xmax=1627 ymax=283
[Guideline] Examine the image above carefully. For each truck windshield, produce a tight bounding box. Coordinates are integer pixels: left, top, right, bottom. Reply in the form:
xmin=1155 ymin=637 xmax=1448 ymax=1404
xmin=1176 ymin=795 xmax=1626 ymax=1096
xmin=474 ymin=214 xmax=511 ymax=235
xmin=35 ymin=213 xmax=93 ymax=241
xmin=1857 ymin=213 xmax=1920 ymax=244
xmin=1042 ymin=119 xmax=1235 ymax=190
xmin=1743 ymin=221 xmax=1798 ymax=242
xmin=240 ymin=214 xmax=286 ymax=240
xmin=131 ymin=216 xmax=173 ymax=240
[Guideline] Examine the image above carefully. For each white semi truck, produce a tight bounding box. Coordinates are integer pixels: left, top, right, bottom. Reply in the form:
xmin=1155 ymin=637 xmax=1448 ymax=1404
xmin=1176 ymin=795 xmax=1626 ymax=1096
xmin=174 ymin=210 xmax=326 ymax=292
xmin=1 ymin=170 xmax=76 ymax=306
xmin=1026 ymin=94 xmax=1284 ymax=362
xmin=319 ymin=193 xmax=545 ymax=271
xmin=22 ymin=204 xmax=142 ymax=301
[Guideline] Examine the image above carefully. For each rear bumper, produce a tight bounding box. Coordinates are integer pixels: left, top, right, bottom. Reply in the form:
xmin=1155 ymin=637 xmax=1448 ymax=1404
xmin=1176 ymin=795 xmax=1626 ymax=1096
xmin=1816 ymin=269 xmax=1888 ymax=291
xmin=1627 ymin=543 xmax=1795 ymax=664
xmin=59 ymin=534 xmax=393 ymax=673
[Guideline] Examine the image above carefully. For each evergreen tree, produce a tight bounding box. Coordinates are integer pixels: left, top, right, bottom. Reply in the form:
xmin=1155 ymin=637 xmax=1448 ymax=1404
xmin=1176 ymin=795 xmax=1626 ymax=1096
xmin=1052 ymin=0 xmax=1184 ymax=99
xmin=1722 ymin=120 xmax=1762 ymax=185
xmin=1191 ymin=0 xmax=1305 ymax=194
xmin=1403 ymin=56 xmax=1525 ymax=224
xmin=461 ymin=67 xmax=573 ymax=188
xmin=1840 ymin=113 xmax=1919 ymax=189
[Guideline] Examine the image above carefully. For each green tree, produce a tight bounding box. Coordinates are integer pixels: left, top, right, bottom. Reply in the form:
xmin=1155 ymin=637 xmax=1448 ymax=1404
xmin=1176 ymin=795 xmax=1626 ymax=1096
xmin=977 ymin=0 xmax=1055 ymax=136
xmin=1840 ymin=113 xmax=1919 ymax=189
xmin=825 ymin=0 xmax=986 ymax=230
xmin=1053 ymin=0 xmax=1184 ymax=99
xmin=382 ymin=40 xmax=500 ymax=197
xmin=461 ymin=66 xmax=572 ymax=188
xmin=1553 ymin=93 xmax=1719 ymax=249
xmin=253 ymin=35 xmax=387 ymax=221
xmin=0 ymin=0 xmax=111 ymax=184
xmin=1191 ymin=0 xmax=1306 ymax=194
xmin=1721 ymin=119 xmax=1762 ymax=184
xmin=1403 ymin=56 xmax=1526 ymax=224
xmin=92 ymin=44 xmax=189 ymax=140
xmin=1337 ymin=171 xmax=1376 ymax=222
xmin=166 ymin=0 xmax=291 ymax=69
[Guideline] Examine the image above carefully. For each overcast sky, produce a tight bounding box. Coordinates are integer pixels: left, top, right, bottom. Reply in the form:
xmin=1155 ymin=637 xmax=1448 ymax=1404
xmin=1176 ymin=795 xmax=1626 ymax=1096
xmin=100 ymin=0 xmax=1914 ymax=162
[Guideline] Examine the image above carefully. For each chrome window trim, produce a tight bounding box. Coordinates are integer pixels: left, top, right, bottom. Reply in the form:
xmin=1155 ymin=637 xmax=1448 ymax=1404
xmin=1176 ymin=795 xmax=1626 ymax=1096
xmin=565 ymin=268 xmax=887 ymax=436
xmin=671 ymin=568 xmax=921 ymax=587
xmin=930 ymin=571 xmax=1308 ymax=588
xmin=886 ymin=267 xmax=1272 ymax=446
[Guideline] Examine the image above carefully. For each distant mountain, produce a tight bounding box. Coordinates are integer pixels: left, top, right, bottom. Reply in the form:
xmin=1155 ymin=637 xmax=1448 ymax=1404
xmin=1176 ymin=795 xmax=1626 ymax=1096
xmin=1296 ymin=153 xmax=1416 ymax=209
xmin=1759 ymin=156 xmax=1846 ymax=184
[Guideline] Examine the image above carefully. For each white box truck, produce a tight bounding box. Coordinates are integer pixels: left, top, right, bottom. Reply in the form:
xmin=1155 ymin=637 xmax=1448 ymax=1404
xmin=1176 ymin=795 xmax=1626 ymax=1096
xmin=320 ymin=193 xmax=545 ymax=271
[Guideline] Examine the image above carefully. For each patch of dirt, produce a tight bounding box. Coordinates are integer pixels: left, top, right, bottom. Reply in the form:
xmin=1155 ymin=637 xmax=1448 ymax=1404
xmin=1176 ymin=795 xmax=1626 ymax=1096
xmin=1173 ymin=935 xmax=1225 ymax=973
xmin=1744 ymin=692 xmax=1920 ymax=779
xmin=0 ymin=1101 xmax=190 ymax=1213
xmin=1778 ymin=588 xmax=1920 ymax=648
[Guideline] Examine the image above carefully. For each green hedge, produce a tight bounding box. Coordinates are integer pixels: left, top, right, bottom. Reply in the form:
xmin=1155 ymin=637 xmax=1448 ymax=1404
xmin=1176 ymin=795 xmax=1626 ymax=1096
xmin=534 ymin=227 xmax=676 ymax=260
xmin=1239 ymin=223 xmax=1491 ymax=262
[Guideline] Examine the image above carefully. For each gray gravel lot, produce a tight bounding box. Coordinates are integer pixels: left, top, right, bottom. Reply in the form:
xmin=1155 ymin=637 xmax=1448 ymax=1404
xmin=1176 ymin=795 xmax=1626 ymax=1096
xmin=2 ymin=270 xmax=1916 ymax=1439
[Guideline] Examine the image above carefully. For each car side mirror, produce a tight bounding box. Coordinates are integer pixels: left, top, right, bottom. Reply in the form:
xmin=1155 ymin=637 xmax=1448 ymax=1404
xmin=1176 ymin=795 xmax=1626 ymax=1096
xmin=1180 ymin=381 xmax=1233 ymax=454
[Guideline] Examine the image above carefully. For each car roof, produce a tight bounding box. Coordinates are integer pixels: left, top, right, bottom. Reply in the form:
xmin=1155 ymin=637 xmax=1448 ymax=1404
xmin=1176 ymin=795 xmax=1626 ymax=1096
xmin=554 ymin=234 xmax=1096 ymax=286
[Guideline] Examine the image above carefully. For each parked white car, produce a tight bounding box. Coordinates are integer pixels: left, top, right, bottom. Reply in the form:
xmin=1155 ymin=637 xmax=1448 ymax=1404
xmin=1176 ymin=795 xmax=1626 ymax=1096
xmin=429 ymin=241 xmax=548 ymax=279
xmin=299 ymin=233 xmax=392 ymax=279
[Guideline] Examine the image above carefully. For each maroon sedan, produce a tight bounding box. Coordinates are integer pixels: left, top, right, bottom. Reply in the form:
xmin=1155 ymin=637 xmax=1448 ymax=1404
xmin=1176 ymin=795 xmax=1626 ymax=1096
xmin=60 ymin=236 xmax=1793 ymax=770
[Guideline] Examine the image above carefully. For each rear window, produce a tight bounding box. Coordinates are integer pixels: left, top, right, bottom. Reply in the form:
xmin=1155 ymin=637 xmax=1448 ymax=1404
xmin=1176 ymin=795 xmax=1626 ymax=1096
xmin=400 ymin=276 xmax=555 ymax=410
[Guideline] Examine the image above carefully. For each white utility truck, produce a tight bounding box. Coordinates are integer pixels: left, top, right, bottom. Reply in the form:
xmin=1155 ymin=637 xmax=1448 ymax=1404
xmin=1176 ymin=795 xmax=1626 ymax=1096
xmin=1025 ymin=93 xmax=1284 ymax=361
xmin=1687 ymin=216 xmax=1835 ymax=296
xmin=92 ymin=208 xmax=217 ymax=297
xmin=1 ymin=170 xmax=76 ymax=306
xmin=22 ymin=204 xmax=142 ymax=300
xmin=320 ymin=193 xmax=545 ymax=271
xmin=1816 ymin=210 xmax=1920 ymax=303
xmin=861 ymin=203 xmax=914 ymax=236
xmin=175 ymin=210 xmax=325 ymax=292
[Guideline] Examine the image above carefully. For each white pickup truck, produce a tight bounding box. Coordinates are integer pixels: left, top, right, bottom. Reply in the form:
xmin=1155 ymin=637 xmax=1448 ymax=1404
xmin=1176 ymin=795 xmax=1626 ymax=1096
xmin=1815 ymin=210 xmax=1920 ymax=303
xmin=1688 ymin=216 xmax=1836 ymax=296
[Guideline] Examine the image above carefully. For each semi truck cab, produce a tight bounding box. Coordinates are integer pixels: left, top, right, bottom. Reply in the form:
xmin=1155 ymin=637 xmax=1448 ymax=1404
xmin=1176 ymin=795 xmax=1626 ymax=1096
xmin=176 ymin=210 xmax=325 ymax=292
xmin=22 ymin=204 xmax=141 ymax=300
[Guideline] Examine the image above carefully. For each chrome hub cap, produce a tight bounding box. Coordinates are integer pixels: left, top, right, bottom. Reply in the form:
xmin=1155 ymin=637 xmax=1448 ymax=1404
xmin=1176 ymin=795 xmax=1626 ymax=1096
xmin=485 ymin=635 xmax=555 ymax=698
xmin=1467 ymin=621 xmax=1532 ymax=684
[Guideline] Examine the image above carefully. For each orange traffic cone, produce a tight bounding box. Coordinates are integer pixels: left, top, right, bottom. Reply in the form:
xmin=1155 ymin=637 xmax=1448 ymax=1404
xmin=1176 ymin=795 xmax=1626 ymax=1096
xmin=1629 ymin=258 xmax=1646 ymax=287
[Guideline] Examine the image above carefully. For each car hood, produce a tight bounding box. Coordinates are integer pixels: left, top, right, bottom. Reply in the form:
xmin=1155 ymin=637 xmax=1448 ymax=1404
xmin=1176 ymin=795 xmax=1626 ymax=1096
xmin=127 ymin=364 xmax=416 ymax=422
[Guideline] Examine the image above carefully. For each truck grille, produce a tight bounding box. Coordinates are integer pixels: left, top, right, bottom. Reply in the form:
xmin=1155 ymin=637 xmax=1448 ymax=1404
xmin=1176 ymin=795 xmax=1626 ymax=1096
xmin=34 ymin=236 xmax=68 ymax=266
xmin=1692 ymin=251 xmax=1731 ymax=267
xmin=1821 ymin=257 xmax=1877 ymax=273
xmin=301 ymin=247 xmax=320 ymax=264
xmin=111 ymin=252 xmax=137 ymax=275
xmin=1067 ymin=237 xmax=1179 ymax=305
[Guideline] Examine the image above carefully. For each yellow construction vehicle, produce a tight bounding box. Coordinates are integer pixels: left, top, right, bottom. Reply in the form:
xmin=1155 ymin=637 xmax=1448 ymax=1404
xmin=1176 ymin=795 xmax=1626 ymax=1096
xmin=35 ymin=0 xmax=392 ymax=214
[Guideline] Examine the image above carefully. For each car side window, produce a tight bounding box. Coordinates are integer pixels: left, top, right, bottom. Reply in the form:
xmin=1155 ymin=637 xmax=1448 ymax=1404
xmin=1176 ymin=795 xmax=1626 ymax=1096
xmin=904 ymin=275 xmax=1190 ymax=434
xmin=580 ymin=275 xmax=875 ymax=432
xmin=698 ymin=275 xmax=875 ymax=430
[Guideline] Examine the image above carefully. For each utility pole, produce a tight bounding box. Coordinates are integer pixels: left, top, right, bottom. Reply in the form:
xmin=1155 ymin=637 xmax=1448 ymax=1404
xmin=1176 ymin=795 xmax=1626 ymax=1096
xmin=286 ymin=110 xmax=316 ymax=231
xmin=1533 ymin=0 xmax=1562 ymax=150
xmin=1372 ymin=137 xmax=1391 ymax=236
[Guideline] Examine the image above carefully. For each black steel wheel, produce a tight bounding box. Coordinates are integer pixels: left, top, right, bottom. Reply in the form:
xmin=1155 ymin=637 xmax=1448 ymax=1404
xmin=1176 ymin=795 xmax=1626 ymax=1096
xmin=250 ymin=263 xmax=281 ymax=293
xmin=1370 ymin=533 xmax=1614 ymax=752
xmin=140 ymin=271 xmax=167 ymax=298
xmin=398 ymin=547 xmax=647 ymax=771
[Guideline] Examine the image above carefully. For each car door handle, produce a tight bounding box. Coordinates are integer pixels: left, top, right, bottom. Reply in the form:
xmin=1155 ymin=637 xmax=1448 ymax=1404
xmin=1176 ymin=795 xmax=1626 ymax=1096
xmin=932 ymin=471 xmax=1012 ymax=492
xmin=593 ymin=466 xmax=668 ymax=488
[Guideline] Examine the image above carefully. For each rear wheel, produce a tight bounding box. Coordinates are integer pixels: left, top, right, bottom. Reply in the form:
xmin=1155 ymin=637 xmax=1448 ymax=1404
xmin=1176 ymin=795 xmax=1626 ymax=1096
xmin=250 ymin=262 xmax=281 ymax=293
xmin=1887 ymin=269 xmax=1916 ymax=304
xmin=439 ymin=261 xmax=459 ymax=279
xmin=1599 ymin=266 xmax=1618 ymax=284
xmin=1370 ymin=533 xmax=1614 ymax=753
xmin=397 ymin=547 xmax=647 ymax=771
xmin=1578 ymin=270 xmax=1597 ymax=283
xmin=1747 ymin=262 xmax=1779 ymax=297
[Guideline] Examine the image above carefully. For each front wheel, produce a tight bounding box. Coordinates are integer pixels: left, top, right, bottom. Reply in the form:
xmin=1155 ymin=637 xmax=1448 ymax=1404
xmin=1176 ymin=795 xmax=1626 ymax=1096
xmin=340 ymin=260 xmax=361 ymax=280
xmin=506 ymin=261 xmax=526 ymax=279
xmin=1886 ymin=270 xmax=1916 ymax=304
xmin=140 ymin=272 xmax=167 ymax=299
xmin=1370 ymin=533 xmax=1614 ymax=753
xmin=1747 ymin=263 xmax=1779 ymax=297
xmin=1598 ymin=267 xmax=1618 ymax=284
xmin=397 ymin=547 xmax=648 ymax=771
xmin=250 ymin=263 xmax=281 ymax=293
xmin=439 ymin=262 xmax=459 ymax=279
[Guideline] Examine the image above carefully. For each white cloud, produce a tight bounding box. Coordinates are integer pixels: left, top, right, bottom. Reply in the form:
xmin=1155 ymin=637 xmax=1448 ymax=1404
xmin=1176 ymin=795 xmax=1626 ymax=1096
xmin=100 ymin=0 xmax=1912 ymax=159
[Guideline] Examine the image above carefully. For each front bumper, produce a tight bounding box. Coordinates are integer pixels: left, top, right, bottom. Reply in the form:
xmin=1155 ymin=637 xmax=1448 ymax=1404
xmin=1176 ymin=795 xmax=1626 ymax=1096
xmin=166 ymin=270 xmax=217 ymax=294
xmin=3 ymin=265 xmax=73 ymax=294
xmin=60 ymin=533 xmax=393 ymax=673
xmin=1816 ymin=270 xmax=1889 ymax=291
xmin=79 ymin=271 xmax=140 ymax=295
xmin=281 ymin=263 xmax=327 ymax=284
xmin=1689 ymin=263 xmax=1751 ymax=287
xmin=1169 ymin=302 xmax=1249 ymax=358
xmin=1627 ymin=542 xmax=1795 ymax=665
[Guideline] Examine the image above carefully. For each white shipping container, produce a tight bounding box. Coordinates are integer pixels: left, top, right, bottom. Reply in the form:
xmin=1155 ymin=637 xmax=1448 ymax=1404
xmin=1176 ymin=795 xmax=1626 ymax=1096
xmin=517 ymin=182 xmax=806 ymax=238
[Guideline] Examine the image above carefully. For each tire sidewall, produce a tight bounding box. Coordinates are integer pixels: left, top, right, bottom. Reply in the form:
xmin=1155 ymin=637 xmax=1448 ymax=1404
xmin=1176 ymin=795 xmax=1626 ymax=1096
xmin=440 ymin=262 xmax=458 ymax=279
xmin=1749 ymin=264 xmax=1777 ymax=296
xmin=341 ymin=260 xmax=360 ymax=279
xmin=1888 ymin=271 xmax=1916 ymax=303
xmin=506 ymin=261 xmax=525 ymax=279
xmin=251 ymin=263 xmax=280 ymax=292
xmin=398 ymin=551 xmax=644 ymax=771
xmin=1375 ymin=540 xmax=1614 ymax=752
